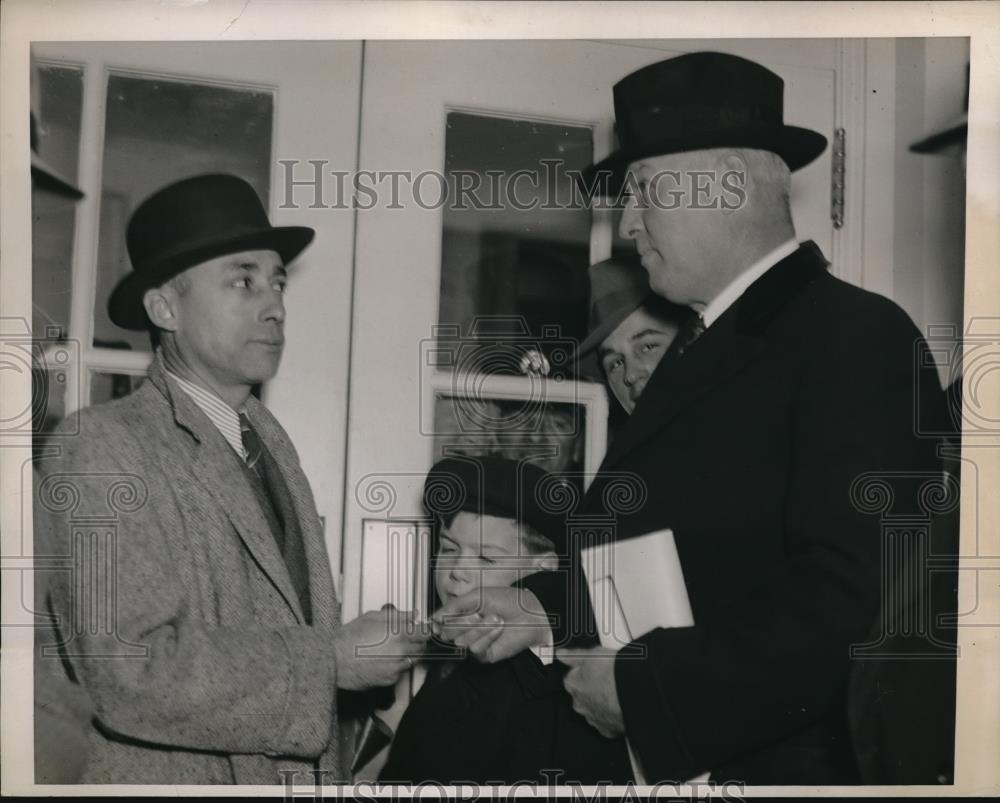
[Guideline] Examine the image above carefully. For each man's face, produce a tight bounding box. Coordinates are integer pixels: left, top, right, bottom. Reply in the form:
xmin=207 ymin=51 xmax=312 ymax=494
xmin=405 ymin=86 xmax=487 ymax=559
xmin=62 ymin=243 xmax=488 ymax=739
xmin=167 ymin=249 xmax=287 ymax=392
xmin=618 ymin=151 xmax=724 ymax=305
xmin=598 ymin=304 xmax=680 ymax=414
xmin=434 ymin=512 xmax=549 ymax=603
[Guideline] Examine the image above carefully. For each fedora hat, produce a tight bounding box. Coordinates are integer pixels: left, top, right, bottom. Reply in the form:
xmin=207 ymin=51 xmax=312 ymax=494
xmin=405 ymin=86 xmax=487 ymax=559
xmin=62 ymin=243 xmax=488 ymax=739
xmin=31 ymin=112 xmax=83 ymax=199
xmin=909 ymin=110 xmax=967 ymax=154
xmin=30 ymin=57 xmax=83 ymax=199
xmin=575 ymin=256 xmax=653 ymax=359
xmin=582 ymin=51 xmax=828 ymax=195
xmin=108 ymin=173 xmax=315 ymax=330
xmin=910 ymin=63 xmax=969 ymax=154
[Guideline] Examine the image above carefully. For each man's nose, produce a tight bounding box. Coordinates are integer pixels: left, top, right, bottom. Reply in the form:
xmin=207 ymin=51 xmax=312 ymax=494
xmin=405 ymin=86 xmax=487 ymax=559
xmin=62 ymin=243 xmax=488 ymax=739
xmin=260 ymin=289 xmax=286 ymax=324
xmin=619 ymin=199 xmax=642 ymax=240
xmin=624 ymin=361 xmax=641 ymax=386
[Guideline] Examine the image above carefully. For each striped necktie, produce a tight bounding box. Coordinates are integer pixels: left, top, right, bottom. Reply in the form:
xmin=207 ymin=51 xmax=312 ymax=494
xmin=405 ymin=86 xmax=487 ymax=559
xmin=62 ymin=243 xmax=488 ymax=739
xmin=675 ymin=313 xmax=706 ymax=357
xmin=239 ymin=412 xmax=263 ymax=473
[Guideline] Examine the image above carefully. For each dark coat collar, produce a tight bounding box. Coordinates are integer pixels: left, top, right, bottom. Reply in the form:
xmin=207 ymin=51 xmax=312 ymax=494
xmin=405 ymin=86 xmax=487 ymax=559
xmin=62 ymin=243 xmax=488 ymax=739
xmin=731 ymin=239 xmax=830 ymax=335
xmin=597 ymin=242 xmax=829 ymax=473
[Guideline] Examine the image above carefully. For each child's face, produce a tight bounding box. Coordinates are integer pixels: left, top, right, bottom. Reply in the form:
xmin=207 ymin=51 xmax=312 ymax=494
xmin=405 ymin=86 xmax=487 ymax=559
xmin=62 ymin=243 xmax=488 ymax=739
xmin=434 ymin=511 xmax=553 ymax=603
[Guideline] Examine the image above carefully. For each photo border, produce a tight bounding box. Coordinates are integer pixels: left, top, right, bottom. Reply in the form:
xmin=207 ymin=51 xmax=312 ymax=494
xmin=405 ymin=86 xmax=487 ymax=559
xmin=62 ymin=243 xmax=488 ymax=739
xmin=2 ymin=1 xmax=997 ymax=797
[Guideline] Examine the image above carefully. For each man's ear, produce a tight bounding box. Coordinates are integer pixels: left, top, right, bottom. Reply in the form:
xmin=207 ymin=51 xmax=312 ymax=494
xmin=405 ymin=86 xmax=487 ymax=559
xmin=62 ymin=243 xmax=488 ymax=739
xmin=533 ymin=552 xmax=558 ymax=573
xmin=143 ymin=285 xmax=179 ymax=333
xmin=718 ymin=150 xmax=749 ymax=215
xmin=718 ymin=149 xmax=748 ymax=174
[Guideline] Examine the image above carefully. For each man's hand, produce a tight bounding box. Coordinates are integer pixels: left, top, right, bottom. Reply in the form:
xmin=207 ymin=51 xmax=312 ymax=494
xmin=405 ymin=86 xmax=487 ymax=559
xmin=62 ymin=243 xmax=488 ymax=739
xmin=332 ymin=607 xmax=430 ymax=691
xmin=557 ymin=646 xmax=625 ymax=738
xmin=431 ymin=586 xmax=551 ymax=664
xmin=519 ymin=348 xmax=551 ymax=377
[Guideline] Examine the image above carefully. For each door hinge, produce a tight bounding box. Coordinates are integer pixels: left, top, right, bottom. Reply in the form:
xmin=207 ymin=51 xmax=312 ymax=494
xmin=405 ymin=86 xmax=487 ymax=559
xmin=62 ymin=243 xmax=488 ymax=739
xmin=831 ymin=127 xmax=846 ymax=230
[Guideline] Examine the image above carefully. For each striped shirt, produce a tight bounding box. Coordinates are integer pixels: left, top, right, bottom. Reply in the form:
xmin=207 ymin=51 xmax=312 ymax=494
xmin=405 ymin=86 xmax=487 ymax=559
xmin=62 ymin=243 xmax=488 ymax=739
xmin=166 ymin=370 xmax=247 ymax=461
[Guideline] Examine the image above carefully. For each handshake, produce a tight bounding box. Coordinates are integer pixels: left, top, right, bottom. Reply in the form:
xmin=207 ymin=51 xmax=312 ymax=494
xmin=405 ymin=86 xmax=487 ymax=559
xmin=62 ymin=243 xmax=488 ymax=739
xmin=332 ymin=587 xmax=551 ymax=691
xmin=331 ymin=605 xmax=432 ymax=691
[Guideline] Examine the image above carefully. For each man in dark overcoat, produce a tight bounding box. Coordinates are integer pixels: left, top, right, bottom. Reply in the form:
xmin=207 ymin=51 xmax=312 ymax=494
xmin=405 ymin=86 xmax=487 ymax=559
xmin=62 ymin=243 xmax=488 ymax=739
xmin=436 ymin=52 xmax=950 ymax=785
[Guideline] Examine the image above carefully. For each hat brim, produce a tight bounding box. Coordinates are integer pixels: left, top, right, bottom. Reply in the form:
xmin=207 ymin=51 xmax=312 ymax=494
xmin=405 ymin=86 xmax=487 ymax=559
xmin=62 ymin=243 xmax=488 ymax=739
xmin=107 ymin=225 xmax=315 ymax=330
xmin=579 ymin=124 xmax=829 ymax=197
xmin=909 ymin=113 xmax=968 ymax=154
xmin=573 ymin=291 xmax=651 ymax=362
xmin=31 ymin=153 xmax=83 ymax=199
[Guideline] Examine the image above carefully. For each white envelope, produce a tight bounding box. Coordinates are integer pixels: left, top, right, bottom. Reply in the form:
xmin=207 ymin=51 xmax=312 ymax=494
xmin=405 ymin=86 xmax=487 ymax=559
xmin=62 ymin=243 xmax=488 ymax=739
xmin=580 ymin=528 xmax=708 ymax=786
xmin=581 ymin=527 xmax=694 ymax=643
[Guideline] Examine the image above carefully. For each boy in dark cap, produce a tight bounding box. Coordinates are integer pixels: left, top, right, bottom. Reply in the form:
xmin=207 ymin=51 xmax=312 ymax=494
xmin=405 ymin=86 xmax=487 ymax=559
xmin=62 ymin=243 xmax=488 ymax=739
xmin=379 ymin=456 xmax=630 ymax=784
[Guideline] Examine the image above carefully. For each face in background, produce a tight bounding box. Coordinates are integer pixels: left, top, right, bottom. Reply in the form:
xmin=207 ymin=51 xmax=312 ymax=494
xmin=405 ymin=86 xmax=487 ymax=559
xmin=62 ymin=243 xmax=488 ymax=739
xmin=520 ymin=407 xmax=584 ymax=473
xmin=598 ymin=304 xmax=680 ymax=414
xmin=618 ymin=150 xmax=732 ymax=306
xmin=434 ymin=511 xmax=555 ymax=603
xmin=148 ymin=248 xmax=287 ymax=396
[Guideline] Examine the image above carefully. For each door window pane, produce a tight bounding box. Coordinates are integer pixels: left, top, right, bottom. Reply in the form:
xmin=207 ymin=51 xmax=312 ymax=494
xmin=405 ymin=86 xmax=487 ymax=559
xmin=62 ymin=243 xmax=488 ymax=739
xmin=93 ymin=73 xmax=274 ymax=352
xmin=32 ymin=63 xmax=84 ymax=341
xmin=89 ymin=371 xmax=145 ymax=406
xmin=433 ymin=393 xmax=586 ymax=475
xmin=438 ymin=113 xmax=593 ymax=374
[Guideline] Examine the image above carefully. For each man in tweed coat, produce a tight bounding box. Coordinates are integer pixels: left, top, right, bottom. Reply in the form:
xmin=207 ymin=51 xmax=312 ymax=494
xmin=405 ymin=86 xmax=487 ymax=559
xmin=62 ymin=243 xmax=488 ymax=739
xmin=34 ymin=174 xmax=427 ymax=784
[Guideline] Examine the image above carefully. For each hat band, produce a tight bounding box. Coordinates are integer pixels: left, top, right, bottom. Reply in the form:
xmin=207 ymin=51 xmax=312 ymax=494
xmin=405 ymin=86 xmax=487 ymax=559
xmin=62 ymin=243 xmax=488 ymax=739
xmin=130 ymin=224 xmax=275 ymax=273
xmin=590 ymin=287 xmax=650 ymax=330
xmin=619 ymin=102 xmax=780 ymax=151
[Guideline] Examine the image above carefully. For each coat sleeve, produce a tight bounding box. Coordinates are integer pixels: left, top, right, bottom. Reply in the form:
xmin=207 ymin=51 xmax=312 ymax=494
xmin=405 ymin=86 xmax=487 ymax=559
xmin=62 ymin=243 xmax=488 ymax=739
xmin=36 ymin=414 xmax=339 ymax=759
xmin=516 ymin=559 xmax=599 ymax=649
xmin=614 ymin=297 xmax=948 ymax=780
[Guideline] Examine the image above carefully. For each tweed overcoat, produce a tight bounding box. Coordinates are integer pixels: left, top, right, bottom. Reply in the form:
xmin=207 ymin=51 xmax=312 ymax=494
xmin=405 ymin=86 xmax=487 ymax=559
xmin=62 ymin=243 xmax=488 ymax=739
xmin=34 ymin=355 xmax=344 ymax=784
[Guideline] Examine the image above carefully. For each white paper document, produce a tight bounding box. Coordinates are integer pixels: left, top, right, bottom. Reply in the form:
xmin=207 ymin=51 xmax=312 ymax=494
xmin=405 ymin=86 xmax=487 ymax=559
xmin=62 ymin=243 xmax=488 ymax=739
xmin=581 ymin=527 xmax=694 ymax=641
xmin=580 ymin=528 xmax=709 ymax=785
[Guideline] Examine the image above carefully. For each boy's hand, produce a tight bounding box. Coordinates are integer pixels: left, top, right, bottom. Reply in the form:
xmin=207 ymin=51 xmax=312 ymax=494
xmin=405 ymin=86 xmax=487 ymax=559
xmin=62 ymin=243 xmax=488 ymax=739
xmin=556 ymin=646 xmax=625 ymax=738
xmin=431 ymin=587 xmax=551 ymax=664
xmin=332 ymin=607 xmax=430 ymax=690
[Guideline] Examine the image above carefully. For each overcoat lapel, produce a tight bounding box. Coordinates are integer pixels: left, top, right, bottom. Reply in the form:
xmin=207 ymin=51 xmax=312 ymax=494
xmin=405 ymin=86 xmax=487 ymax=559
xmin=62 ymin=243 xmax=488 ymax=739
xmin=147 ymin=358 xmax=307 ymax=624
xmin=600 ymin=320 xmax=764 ymax=471
xmin=246 ymin=396 xmax=340 ymax=632
xmin=598 ymin=242 xmax=829 ymax=474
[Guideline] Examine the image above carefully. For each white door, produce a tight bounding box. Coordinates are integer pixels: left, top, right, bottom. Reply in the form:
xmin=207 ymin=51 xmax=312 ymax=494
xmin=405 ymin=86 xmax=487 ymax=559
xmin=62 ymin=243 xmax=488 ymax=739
xmin=31 ymin=41 xmax=360 ymax=577
xmin=342 ymin=39 xmax=848 ymax=619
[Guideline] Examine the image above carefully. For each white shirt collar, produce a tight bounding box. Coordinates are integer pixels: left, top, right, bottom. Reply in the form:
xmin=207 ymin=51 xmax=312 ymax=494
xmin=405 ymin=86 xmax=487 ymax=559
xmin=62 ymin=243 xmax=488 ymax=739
xmin=166 ymin=369 xmax=247 ymax=460
xmin=700 ymin=239 xmax=799 ymax=328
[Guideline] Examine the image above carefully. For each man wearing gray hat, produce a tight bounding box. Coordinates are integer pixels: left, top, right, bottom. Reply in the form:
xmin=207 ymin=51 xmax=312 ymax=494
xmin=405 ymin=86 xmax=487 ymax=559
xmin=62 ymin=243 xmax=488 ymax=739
xmin=35 ymin=173 xmax=428 ymax=783
xmin=576 ymin=256 xmax=689 ymax=416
